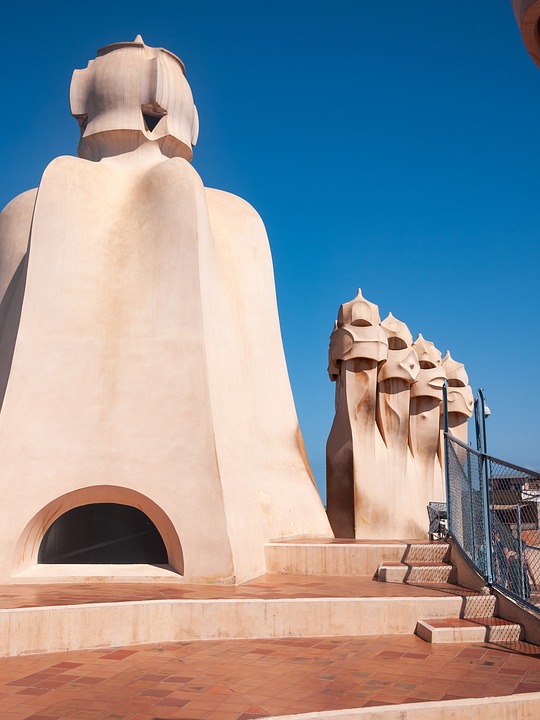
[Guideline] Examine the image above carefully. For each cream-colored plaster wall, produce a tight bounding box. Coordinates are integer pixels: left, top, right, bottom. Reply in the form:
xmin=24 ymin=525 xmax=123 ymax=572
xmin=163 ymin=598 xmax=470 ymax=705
xmin=0 ymin=145 xmax=331 ymax=584
xmin=203 ymin=188 xmax=332 ymax=580
xmin=0 ymin=189 xmax=35 ymax=300
xmin=0 ymin=36 xmax=332 ymax=584
xmin=0 ymin=154 xmax=236 ymax=582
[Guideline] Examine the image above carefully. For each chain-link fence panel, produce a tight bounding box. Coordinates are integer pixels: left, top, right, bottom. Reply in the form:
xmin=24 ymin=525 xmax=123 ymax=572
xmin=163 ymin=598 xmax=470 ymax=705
xmin=487 ymin=455 xmax=540 ymax=609
xmin=446 ymin=437 xmax=489 ymax=577
xmin=445 ymin=433 xmax=540 ymax=613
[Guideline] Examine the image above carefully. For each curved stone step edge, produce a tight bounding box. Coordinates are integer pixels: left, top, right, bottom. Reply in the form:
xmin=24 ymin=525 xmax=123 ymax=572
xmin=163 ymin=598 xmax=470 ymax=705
xmin=0 ymin=594 xmax=493 ymax=657
xmin=263 ymin=692 xmax=540 ymax=720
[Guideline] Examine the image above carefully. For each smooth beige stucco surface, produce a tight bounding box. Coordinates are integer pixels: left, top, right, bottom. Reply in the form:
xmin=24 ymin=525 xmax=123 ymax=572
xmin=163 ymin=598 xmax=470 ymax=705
xmin=0 ymin=37 xmax=332 ymax=585
xmin=326 ymin=291 xmax=473 ymax=540
xmin=265 ymin=692 xmax=540 ymax=720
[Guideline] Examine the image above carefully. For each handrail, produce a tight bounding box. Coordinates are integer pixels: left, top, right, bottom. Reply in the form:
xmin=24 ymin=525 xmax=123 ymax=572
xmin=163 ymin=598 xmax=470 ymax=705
xmin=445 ymin=432 xmax=540 ymax=478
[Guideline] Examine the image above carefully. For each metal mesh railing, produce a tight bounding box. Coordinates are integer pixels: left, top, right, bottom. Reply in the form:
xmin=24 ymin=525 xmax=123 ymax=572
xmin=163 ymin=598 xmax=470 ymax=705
xmin=446 ymin=433 xmax=540 ymax=612
xmin=446 ymin=438 xmax=489 ymax=577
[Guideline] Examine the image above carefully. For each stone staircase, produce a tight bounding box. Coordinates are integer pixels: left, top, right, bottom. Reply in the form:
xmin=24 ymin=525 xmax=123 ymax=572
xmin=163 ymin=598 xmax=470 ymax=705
xmin=1 ymin=538 xmax=536 ymax=657
xmin=265 ymin=538 xmax=509 ymax=641
xmin=375 ymin=540 xmax=525 ymax=644
xmin=3 ymin=538 xmax=540 ymax=720
xmin=377 ymin=541 xmax=456 ymax=584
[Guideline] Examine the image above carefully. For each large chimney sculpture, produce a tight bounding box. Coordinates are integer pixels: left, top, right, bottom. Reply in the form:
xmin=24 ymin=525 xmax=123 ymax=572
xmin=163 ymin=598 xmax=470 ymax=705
xmin=327 ymin=290 xmax=473 ymax=539
xmin=0 ymin=37 xmax=332 ymax=585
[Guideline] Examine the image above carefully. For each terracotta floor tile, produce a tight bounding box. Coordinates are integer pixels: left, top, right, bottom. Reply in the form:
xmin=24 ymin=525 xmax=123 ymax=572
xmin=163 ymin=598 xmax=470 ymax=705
xmin=499 ymin=666 xmax=528 ymax=675
xmin=0 ymin=572 xmax=492 ymax=610
xmin=2 ymin=714 xmax=47 ymax=720
xmin=137 ymin=673 xmax=168 ymax=681
xmin=154 ymin=696 xmax=191 ymax=707
xmin=97 ymin=650 xmax=138 ymax=661
xmin=191 ymin=703 xmax=226 ymax=714
xmin=516 ymin=681 xmax=540 ymax=692
xmin=403 ymin=652 xmax=429 ymax=659
xmin=15 ymin=688 xmax=51 ymax=697
xmin=0 ymin=631 xmax=539 ymax=718
xmin=139 ymin=687 xmax=172 ymax=697
xmin=371 ymin=694 xmax=410 ymax=705
xmin=243 ymin=704 xmax=270 ymax=713
xmin=161 ymin=675 xmax=195 ymax=684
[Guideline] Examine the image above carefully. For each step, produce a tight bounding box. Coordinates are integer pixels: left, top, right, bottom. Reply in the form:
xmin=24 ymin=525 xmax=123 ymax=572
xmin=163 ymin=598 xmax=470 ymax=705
xmin=265 ymin=541 xmax=406 ymax=576
xmin=416 ymin=616 xmax=523 ymax=644
xmin=402 ymin=542 xmax=450 ymax=563
xmin=0 ymin=590 xmax=493 ymax=657
xmin=377 ymin=561 xmax=456 ymax=584
xmin=264 ymin=540 xmax=449 ymax=576
xmin=276 ymin=694 xmax=540 ymax=720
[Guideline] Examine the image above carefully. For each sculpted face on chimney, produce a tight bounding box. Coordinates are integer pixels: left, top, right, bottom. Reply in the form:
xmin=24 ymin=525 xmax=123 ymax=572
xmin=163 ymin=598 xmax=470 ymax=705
xmin=70 ymin=35 xmax=199 ymax=162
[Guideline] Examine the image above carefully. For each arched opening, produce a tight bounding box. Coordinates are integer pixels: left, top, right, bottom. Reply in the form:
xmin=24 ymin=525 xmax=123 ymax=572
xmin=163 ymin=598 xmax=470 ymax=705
xmin=12 ymin=486 xmax=184 ymax=576
xmin=38 ymin=502 xmax=168 ymax=564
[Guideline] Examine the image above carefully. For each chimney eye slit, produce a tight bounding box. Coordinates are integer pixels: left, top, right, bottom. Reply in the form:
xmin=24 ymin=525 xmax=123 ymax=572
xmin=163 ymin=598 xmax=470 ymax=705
xmin=141 ymin=102 xmax=167 ymax=132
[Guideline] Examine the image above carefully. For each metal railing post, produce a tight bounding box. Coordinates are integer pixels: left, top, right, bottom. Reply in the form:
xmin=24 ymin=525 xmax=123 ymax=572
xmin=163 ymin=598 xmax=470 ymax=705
xmin=467 ymin=451 xmax=476 ymax=563
xmin=474 ymin=388 xmax=489 ymax=456
xmin=479 ymin=438 xmax=494 ymax=585
xmin=473 ymin=388 xmax=494 ymax=583
xmin=442 ymin=381 xmax=452 ymax=533
xmin=516 ymin=503 xmax=526 ymax=598
xmin=474 ymin=399 xmax=482 ymax=454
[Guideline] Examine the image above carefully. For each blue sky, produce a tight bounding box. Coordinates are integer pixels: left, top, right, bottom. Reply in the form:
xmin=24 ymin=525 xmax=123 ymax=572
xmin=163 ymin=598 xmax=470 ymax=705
xmin=0 ymin=1 xmax=538 ymax=499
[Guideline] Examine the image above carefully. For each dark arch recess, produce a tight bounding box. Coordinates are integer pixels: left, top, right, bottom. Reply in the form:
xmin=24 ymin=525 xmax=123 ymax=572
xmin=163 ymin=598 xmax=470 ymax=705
xmin=38 ymin=503 xmax=168 ymax=564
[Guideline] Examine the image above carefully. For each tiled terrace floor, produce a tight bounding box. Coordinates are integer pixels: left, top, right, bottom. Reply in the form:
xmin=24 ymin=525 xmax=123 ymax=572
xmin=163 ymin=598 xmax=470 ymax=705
xmin=1 ymin=546 xmax=538 ymax=718
xmin=0 ymin=575 xmax=484 ymax=610
xmin=1 ymin=634 xmax=540 ymax=719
